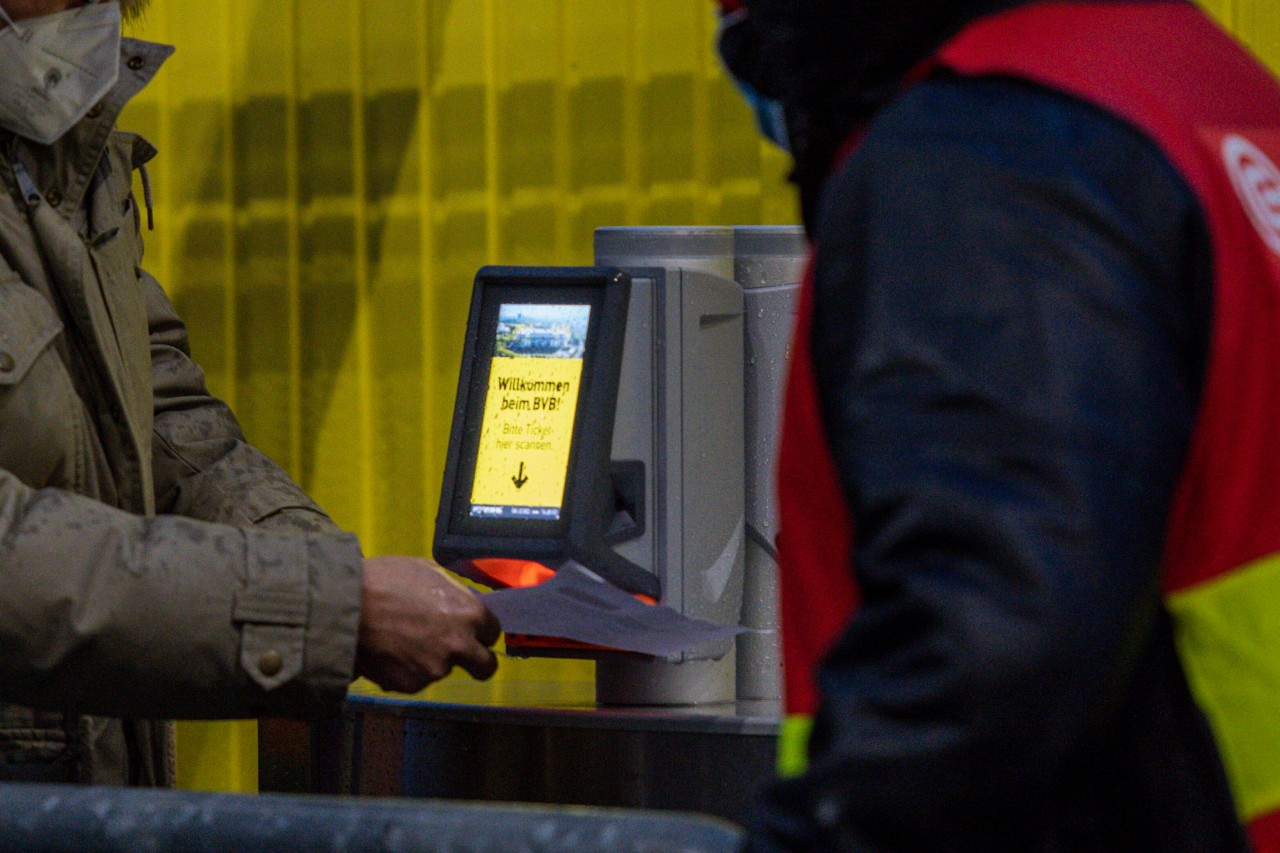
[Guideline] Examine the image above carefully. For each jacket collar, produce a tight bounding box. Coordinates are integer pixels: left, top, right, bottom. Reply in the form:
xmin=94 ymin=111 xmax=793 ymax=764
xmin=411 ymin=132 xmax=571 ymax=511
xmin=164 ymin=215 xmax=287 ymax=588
xmin=750 ymin=1 xmax=1178 ymax=230
xmin=742 ymin=0 xmax=1026 ymax=230
xmin=5 ymin=37 xmax=173 ymax=220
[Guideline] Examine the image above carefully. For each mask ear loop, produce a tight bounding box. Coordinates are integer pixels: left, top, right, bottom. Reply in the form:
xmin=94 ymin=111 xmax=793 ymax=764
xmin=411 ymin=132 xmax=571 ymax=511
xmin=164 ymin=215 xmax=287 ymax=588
xmin=0 ymin=5 xmax=27 ymax=36
xmin=0 ymin=5 xmax=22 ymax=34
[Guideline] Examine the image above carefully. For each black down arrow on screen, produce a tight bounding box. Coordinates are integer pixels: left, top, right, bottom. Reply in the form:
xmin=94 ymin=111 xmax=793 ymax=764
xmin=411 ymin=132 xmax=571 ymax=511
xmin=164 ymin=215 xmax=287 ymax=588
xmin=512 ymin=462 xmax=529 ymax=489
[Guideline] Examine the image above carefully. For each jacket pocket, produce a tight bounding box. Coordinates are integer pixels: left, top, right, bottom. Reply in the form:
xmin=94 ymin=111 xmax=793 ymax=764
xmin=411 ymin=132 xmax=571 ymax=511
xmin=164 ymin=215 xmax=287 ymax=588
xmin=0 ymin=705 xmax=78 ymax=781
xmin=0 ymin=274 xmax=83 ymax=490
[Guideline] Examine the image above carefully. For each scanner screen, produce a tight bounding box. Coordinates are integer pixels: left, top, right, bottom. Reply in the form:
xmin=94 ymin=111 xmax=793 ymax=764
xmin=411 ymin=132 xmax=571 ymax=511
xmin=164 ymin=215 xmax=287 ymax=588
xmin=469 ymin=303 xmax=592 ymax=520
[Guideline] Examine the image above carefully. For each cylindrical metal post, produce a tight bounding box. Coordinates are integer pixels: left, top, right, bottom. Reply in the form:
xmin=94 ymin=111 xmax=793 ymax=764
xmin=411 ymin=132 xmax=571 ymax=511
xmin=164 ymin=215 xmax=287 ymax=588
xmin=734 ymin=226 xmax=806 ymax=702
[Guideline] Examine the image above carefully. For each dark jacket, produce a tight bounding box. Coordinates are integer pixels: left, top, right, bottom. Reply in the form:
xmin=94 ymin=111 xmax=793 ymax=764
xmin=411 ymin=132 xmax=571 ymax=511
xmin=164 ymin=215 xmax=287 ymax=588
xmin=746 ymin=1 xmax=1247 ymax=849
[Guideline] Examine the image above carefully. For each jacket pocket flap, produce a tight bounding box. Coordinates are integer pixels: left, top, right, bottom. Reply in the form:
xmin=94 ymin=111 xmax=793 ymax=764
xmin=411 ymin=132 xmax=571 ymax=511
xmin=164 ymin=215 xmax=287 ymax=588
xmin=0 ymin=275 xmax=64 ymax=387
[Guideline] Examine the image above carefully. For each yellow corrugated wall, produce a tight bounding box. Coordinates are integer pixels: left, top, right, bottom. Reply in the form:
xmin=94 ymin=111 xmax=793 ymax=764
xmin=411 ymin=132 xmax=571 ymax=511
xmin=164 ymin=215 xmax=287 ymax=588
xmin=117 ymin=1 xmax=1280 ymax=793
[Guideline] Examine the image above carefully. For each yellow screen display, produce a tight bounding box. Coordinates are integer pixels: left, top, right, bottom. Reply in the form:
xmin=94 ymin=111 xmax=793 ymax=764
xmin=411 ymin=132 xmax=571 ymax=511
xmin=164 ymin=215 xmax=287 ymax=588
xmin=469 ymin=304 xmax=591 ymax=520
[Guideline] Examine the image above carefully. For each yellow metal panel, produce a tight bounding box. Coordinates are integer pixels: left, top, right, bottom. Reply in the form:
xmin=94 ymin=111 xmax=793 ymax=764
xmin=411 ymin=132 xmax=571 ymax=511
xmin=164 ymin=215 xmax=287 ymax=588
xmin=174 ymin=721 xmax=259 ymax=793
xmin=1202 ymin=0 xmax=1280 ymax=76
xmin=1200 ymin=0 xmax=1233 ymax=29
xmin=497 ymin=2 xmax=557 ymax=84
xmin=1236 ymin=0 xmax=1280 ymax=75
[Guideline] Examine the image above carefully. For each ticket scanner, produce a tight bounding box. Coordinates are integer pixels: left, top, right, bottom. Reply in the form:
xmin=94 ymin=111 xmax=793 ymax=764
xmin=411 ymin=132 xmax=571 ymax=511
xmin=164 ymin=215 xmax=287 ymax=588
xmin=433 ymin=267 xmax=655 ymax=598
xmin=435 ymin=227 xmax=805 ymax=706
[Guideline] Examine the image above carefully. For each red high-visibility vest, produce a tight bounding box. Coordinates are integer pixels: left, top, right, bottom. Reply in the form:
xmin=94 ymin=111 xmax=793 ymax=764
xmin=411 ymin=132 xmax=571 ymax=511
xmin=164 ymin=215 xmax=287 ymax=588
xmin=776 ymin=2 xmax=1280 ymax=844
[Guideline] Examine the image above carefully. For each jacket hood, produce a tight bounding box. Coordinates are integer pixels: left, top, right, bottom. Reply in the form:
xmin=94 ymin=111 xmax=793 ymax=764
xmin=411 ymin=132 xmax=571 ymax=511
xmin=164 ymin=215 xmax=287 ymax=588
xmin=740 ymin=1 xmax=1188 ymax=228
xmin=738 ymin=0 xmax=1028 ymax=226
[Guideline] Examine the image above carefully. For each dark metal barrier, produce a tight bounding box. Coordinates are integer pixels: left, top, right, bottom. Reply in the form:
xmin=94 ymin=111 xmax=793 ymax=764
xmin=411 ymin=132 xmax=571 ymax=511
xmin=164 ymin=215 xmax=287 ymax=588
xmin=260 ymin=697 xmax=780 ymax=827
xmin=0 ymin=783 xmax=745 ymax=853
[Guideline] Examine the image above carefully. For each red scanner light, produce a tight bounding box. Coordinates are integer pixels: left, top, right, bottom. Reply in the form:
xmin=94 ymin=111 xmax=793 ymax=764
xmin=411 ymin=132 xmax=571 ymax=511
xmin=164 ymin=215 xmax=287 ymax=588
xmin=458 ymin=558 xmax=656 ymax=655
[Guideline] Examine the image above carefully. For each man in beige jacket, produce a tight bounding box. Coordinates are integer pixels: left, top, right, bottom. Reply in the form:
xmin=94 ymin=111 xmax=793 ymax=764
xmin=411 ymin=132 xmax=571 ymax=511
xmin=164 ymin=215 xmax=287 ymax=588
xmin=0 ymin=0 xmax=500 ymax=786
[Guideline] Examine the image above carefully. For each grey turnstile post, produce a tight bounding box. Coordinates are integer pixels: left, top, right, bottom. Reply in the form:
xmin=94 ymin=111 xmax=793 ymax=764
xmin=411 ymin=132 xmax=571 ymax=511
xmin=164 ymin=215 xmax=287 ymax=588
xmin=590 ymin=226 xmax=804 ymax=707
xmin=735 ymin=226 xmax=806 ymax=702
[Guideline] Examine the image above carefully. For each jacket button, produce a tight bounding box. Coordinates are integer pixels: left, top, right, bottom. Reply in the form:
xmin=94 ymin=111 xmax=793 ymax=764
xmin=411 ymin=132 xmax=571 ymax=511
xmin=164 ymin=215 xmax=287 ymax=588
xmin=0 ymin=352 xmax=13 ymax=374
xmin=127 ymin=56 xmax=145 ymax=71
xmin=258 ymin=650 xmax=284 ymax=678
xmin=45 ymin=190 xmax=61 ymax=208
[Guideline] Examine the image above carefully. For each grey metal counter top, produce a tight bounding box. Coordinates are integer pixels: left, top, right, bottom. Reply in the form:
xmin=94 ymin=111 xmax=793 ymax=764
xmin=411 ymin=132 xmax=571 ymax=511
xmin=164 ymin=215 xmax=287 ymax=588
xmin=344 ymin=692 xmax=781 ymax=737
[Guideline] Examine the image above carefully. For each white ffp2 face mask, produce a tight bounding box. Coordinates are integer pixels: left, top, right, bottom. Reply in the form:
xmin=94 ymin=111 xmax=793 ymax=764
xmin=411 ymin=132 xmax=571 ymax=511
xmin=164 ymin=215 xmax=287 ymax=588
xmin=0 ymin=2 xmax=122 ymax=146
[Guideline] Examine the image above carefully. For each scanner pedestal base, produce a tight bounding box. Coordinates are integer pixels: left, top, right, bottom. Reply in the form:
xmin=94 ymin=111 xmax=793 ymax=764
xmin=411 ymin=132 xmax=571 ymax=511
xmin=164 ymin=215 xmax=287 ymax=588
xmin=597 ymin=649 xmax=736 ymax=706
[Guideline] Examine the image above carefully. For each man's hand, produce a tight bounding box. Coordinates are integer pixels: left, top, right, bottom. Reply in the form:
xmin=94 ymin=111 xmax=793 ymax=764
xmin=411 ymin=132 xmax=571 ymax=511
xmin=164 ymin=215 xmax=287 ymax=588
xmin=354 ymin=556 xmax=501 ymax=694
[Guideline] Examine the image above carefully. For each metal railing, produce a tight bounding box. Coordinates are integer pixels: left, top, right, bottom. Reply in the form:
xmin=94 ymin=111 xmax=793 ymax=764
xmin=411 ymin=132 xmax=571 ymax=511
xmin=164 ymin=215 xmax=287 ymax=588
xmin=0 ymin=783 xmax=745 ymax=852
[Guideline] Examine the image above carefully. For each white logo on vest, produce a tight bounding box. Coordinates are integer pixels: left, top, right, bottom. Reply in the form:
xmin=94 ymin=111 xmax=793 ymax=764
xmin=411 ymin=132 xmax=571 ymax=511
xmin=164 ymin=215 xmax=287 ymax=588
xmin=1223 ymin=134 xmax=1280 ymax=257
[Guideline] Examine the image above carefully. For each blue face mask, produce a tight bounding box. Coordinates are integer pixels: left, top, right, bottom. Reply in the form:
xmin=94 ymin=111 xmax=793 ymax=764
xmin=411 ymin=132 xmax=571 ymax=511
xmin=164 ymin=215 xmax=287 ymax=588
xmin=730 ymin=76 xmax=790 ymax=152
xmin=717 ymin=8 xmax=790 ymax=152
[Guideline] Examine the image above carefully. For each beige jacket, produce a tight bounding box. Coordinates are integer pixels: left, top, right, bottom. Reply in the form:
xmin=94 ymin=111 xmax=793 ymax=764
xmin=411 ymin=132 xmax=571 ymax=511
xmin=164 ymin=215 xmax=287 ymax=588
xmin=0 ymin=39 xmax=363 ymax=785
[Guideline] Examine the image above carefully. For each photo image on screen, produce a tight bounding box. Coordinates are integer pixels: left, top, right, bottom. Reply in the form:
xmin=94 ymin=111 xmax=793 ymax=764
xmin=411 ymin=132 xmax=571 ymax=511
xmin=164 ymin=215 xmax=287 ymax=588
xmin=494 ymin=304 xmax=590 ymax=359
xmin=469 ymin=303 xmax=592 ymax=521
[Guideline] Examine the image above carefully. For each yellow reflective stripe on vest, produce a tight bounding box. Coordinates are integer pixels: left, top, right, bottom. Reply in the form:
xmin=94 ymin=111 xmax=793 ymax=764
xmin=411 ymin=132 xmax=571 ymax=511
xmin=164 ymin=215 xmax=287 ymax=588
xmin=778 ymin=714 xmax=814 ymax=778
xmin=1168 ymin=551 xmax=1280 ymax=821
